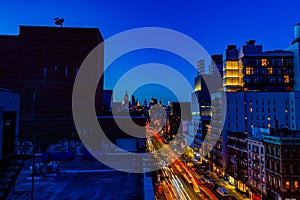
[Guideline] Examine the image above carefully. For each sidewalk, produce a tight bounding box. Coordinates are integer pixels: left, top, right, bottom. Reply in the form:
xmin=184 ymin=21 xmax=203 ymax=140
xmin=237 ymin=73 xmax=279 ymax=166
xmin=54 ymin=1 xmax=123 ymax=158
xmin=210 ymin=172 xmax=249 ymax=200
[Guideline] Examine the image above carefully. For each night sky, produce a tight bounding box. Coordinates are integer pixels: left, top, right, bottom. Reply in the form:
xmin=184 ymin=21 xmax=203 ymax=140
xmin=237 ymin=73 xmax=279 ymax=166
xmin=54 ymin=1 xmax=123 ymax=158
xmin=1 ymin=0 xmax=300 ymax=103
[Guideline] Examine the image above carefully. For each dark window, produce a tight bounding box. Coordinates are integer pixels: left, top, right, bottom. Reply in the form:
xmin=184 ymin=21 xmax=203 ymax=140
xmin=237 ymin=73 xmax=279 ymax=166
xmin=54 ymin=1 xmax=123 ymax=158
xmin=285 ymin=148 xmax=289 ymax=158
xmin=293 ymin=148 xmax=297 ymax=158
xmin=286 ymin=164 xmax=290 ymax=174
xmin=277 ymin=147 xmax=280 ymax=157
xmin=294 ymin=165 xmax=298 ymax=174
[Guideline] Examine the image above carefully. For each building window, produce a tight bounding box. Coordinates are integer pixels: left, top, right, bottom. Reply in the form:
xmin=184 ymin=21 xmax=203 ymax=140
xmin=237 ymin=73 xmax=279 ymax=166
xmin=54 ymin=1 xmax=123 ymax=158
xmin=295 ymin=181 xmax=299 ymax=191
xmin=294 ymin=165 xmax=298 ymax=174
xmin=274 ymin=108 xmax=276 ymax=112
xmin=43 ymin=67 xmax=47 ymax=77
xmin=261 ymin=147 xmax=264 ymax=154
xmin=285 ymin=148 xmax=289 ymax=158
xmin=250 ymin=107 xmax=253 ymax=112
xmin=284 ymin=75 xmax=290 ymax=83
xmin=262 ymin=59 xmax=268 ymax=66
xmin=286 ymin=180 xmax=291 ymax=191
xmin=293 ymin=148 xmax=297 ymax=158
xmin=262 ymin=100 xmax=264 ymax=105
xmin=286 ymin=164 xmax=290 ymax=174
xmin=271 ymin=146 xmax=275 ymax=155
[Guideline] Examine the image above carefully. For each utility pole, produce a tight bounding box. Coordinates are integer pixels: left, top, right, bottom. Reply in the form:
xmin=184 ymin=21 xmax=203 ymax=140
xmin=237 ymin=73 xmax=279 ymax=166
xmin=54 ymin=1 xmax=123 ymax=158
xmin=31 ymin=135 xmax=36 ymax=200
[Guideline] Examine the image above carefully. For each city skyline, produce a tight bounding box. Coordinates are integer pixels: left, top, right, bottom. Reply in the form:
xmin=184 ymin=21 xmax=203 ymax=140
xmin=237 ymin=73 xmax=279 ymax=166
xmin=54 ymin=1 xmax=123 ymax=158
xmin=1 ymin=1 xmax=300 ymax=102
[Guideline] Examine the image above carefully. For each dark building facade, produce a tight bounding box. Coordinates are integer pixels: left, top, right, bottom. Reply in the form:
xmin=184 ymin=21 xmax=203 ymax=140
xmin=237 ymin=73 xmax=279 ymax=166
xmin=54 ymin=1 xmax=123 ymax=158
xmin=0 ymin=26 xmax=103 ymax=149
xmin=263 ymin=133 xmax=300 ymax=200
xmin=0 ymin=89 xmax=20 ymax=159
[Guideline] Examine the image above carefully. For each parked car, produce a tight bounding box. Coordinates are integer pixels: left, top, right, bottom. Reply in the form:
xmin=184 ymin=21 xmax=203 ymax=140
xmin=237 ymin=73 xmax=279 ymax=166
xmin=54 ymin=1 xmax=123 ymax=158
xmin=205 ymin=177 xmax=215 ymax=185
xmin=216 ymin=187 xmax=229 ymax=197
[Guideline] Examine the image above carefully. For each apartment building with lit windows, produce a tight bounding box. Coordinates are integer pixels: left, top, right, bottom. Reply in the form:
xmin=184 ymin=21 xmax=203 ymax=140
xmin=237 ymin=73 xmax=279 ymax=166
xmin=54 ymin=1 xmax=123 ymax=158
xmin=263 ymin=131 xmax=300 ymax=200
xmin=223 ymin=40 xmax=294 ymax=92
xmin=247 ymin=127 xmax=269 ymax=200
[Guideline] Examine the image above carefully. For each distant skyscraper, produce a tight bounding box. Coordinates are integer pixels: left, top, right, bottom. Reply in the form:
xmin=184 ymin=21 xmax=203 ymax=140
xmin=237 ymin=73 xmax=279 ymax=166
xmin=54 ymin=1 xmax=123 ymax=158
xmin=209 ymin=54 xmax=223 ymax=76
xmin=197 ymin=59 xmax=205 ymax=75
xmin=288 ymin=22 xmax=300 ymax=91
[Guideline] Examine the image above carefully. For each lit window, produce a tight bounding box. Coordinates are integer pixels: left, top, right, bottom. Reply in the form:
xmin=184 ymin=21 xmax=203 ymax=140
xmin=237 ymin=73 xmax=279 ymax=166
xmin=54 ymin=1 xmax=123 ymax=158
xmin=284 ymin=75 xmax=290 ymax=83
xmin=295 ymin=181 xmax=299 ymax=191
xmin=250 ymin=108 xmax=253 ymax=112
xmin=267 ymin=67 xmax=273 ymax=74
xmin=262 ymin=59 xmax=268 ymax=66
xmin=246 ymin=67 xmax=252 ymax=75
xmin=286 ymin=180 xmax=291 ymax=190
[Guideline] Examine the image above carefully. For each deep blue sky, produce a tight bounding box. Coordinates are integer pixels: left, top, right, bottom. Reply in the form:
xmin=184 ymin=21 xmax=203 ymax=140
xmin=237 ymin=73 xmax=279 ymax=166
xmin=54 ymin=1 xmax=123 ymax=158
xmin=1 ymin=0 xmax=300 ymax=103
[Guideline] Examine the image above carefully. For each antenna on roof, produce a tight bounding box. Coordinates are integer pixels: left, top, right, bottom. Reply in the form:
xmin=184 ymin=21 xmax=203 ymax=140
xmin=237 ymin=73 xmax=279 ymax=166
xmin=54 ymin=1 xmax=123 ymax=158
xmin=54 ymin=17 xmax=64 ymax=27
